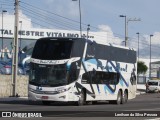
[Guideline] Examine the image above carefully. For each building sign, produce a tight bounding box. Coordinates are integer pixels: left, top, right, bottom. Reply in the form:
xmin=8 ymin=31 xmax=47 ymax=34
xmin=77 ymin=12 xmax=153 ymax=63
xmin=0 ymin=27 xmax=107 ymax=60
xmin=0 ymin=29 xmax=94 ymax=39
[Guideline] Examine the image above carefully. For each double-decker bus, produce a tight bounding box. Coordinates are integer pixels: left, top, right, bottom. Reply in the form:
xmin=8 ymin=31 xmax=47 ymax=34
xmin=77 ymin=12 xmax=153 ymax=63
xmin=28 ymin=37 xmax=137 ymax=105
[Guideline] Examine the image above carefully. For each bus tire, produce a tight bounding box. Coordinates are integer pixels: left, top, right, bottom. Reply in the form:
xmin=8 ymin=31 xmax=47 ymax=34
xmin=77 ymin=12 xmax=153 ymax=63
xmin=77 ymin=89 xmax=86 ymax=106
xmin=122 ymin=90 xmax=128 ymax=104
xmin=116 ymin=90 xmax=122 ymax=105
xmin=42 ymin=101 xmax=51 ymax=105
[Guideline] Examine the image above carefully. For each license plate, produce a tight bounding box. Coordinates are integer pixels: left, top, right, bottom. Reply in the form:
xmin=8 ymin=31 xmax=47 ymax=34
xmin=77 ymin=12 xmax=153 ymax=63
xmin=41 ymin=96 xmax=48 ymax=99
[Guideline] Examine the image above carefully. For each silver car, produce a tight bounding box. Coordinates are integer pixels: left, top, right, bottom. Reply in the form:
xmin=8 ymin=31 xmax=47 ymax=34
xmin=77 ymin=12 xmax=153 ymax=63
xmin=146 ymin=80 xmax=160 ymax=93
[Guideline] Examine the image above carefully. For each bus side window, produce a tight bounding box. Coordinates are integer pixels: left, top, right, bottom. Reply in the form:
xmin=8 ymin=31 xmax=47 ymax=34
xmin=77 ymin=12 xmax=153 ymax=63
xmin=95 ymin=73 xmax=101 ymax=84
xmin=82 ymin=72 xmax=90 ymax=84
xmin=68 ymin=63 xmax=79 ymax=83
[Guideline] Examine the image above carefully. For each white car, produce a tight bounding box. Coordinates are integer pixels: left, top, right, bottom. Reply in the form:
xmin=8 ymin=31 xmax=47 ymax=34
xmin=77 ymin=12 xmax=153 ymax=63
xmin=146 ymin=80 xmax=160 ymax=93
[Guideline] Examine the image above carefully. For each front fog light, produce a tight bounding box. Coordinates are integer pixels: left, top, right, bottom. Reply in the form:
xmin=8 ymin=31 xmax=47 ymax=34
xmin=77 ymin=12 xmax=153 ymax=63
xmin=59 ymin=95 xmax=66 ymax=99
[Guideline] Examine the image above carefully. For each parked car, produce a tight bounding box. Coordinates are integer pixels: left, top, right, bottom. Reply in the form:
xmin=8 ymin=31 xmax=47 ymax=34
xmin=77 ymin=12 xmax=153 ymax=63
xmin=146 ymin=80 xmax=160 ymax=93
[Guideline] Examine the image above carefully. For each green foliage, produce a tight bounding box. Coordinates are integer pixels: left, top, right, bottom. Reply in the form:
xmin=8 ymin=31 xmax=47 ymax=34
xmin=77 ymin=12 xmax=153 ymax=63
xmin=137 ymin=61 xmax=148 ymax=75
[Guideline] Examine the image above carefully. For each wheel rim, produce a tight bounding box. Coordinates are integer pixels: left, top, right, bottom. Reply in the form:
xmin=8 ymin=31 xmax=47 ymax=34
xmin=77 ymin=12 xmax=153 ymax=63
xmin=117 ymin=91 xmax=121 ymax=104
xmin=117 ymin=95 xmax=121 ymax=104
xmin=124 ymin=91 xmax=127 ymax=103
xmin=78 ymin=91 xmax=85 ymax=105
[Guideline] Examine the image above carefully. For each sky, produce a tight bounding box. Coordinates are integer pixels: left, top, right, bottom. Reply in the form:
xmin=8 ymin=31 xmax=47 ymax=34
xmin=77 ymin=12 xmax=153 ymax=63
xmin=1 ymin=0 xmax=160 ymax=58
xmin=31 ymin=0 xmax=160 ymax=36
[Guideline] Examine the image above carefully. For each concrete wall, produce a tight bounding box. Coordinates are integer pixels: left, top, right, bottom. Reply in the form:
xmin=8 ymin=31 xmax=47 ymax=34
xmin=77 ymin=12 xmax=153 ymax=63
xmin=0 ymin=75 xmax=146 ymax=97
xmin=0 ymin=75 xmax=28 ymax=97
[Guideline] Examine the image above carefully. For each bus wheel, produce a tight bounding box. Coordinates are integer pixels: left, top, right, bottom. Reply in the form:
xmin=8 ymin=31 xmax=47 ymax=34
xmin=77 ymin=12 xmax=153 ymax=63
xmin=122 ymin=91 xmax=128 ymax=104
xmin=77 ymin=89 xmax=86 ymax=106
xmin=42 ymin=101 xmax=51 ymax=105
xmin=116 ymin=90 xmax=122 ymax=105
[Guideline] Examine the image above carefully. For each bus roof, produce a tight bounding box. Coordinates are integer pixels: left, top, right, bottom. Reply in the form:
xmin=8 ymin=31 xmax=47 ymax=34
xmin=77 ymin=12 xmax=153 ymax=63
xmin=37 ymin=37 xmax=136 ymax=51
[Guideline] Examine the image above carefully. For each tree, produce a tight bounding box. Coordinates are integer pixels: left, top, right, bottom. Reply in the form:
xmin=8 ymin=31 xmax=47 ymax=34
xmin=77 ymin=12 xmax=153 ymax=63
xmin=137 ymin=61 xmax=148 ymax=75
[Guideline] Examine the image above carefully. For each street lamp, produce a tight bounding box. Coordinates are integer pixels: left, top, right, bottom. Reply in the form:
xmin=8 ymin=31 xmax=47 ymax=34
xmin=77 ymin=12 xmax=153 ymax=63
xmin=119 ymin=15 xmax=141 ymax=47
xmin=149 ymin=34 xmax=153 ymax=79
xmin=72 ymin=0 xmax=82 ymax=38
xmin=119 ymin=15 xmax=127 ymax=47
xmin=1 ymin=10 xmax=7 ymax=60
xmin=136 ymin=32 xmax=140 ymax=61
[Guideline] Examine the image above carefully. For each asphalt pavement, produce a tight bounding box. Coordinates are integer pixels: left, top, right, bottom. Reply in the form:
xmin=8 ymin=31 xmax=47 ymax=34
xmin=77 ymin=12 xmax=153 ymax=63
xmin=0 ymin=89 xmax=146 ymax=102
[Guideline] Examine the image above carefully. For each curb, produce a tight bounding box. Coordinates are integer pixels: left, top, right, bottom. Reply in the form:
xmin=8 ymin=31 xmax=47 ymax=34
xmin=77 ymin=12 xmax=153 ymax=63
xmin=136 ymin=91 xmax=146 ymax=95
xmin=0 ymin=97 xmax=28 ymax=102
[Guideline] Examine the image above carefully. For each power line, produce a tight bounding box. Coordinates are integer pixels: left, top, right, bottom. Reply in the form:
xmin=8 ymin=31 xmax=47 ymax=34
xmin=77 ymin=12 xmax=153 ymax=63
xmin=3 ymin=0 xmax=160 ymax=53
xmin=20 ymin=5 xmax=81 ymax=31
xmin=20 ymin=1 xmax=127 ymax=38
xmin=20 ymin=1 xmax=84 ymax=26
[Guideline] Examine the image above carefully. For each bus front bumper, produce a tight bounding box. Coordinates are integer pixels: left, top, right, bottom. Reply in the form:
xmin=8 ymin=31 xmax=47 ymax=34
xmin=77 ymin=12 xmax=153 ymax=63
xmin=28 ymin=90 xmax=79 ymax=102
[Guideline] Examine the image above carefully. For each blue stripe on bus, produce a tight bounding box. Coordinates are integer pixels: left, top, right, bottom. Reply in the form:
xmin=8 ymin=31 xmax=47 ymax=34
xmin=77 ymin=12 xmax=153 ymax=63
xmin=85 ymin=59 xmax=97 ymax=65
xmin=66 ymin=64 xmax=71 ymax=71
xmin=104 ymin=85 xmax=114 ymax=94
xmin=97 ymin=84 xmax=100 ymax=94
xmin=120 ymin=79 xmax=124 ymax=87
xmin=82 ymin=59 xmax=128 ymax=95
xmin=108 ymin=61 xmax=129 ymax=87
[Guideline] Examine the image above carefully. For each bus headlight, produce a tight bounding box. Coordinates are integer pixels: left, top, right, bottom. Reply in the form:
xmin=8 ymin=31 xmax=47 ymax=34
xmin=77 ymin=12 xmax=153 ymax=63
xmin=56 ymin=87 xmax=71 ymax=93
xmin=57 ymin=88 xmax=67 ymax=93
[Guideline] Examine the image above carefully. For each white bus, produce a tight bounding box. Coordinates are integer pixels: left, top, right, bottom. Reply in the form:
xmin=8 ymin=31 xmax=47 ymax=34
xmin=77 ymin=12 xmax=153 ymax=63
xmin=28 ymin=37 xmax=137 ymax=105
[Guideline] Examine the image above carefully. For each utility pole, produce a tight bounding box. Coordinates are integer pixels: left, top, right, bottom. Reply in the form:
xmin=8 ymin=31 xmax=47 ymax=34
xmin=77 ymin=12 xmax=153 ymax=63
xmin=127 ymin=18 xmax=141 ymax=46
xmin=136 ymin=32 xmax=140 ymax=61
xmin=120 ymin=15 xmax=141 ymax=47
xmin=72 ymin=0 xmax=82 ymax=38
xmin=119 ymin=15 xmax=127 ymax=46
xmin=12 ymin=0 xmax=19 ymax=97
xmin=149 ymin=34 xmax=153 ymax=79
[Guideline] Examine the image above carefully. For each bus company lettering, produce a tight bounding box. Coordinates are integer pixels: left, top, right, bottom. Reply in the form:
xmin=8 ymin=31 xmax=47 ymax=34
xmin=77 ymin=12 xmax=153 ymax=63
xmin=97 ymin=61 xmax=128 ymax=72
xmin=40 ymin=60 xmax=57 ymax=64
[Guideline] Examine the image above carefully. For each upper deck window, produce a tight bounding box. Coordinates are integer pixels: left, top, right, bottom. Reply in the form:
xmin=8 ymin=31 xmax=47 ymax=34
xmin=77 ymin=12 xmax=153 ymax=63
xmin=32 ymin=40 xmax=73 ymax=60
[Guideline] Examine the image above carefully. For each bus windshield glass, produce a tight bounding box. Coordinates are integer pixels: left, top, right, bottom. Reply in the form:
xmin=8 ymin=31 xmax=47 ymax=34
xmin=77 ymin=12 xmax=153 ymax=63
xmin=29 ymin=63 xmax=67 ymax=87
xmin=32 ymin=40 xmax=73 ymax=60
xmin=148 ymin=81 xmax=158 ymax=86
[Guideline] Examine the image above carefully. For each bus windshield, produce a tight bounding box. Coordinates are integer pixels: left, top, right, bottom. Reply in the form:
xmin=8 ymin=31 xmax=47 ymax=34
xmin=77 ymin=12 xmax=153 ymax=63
xmin=32 ymin=40 xmax=73 ymax=60
xmin=29 ymin=63 xmax=68 ymax=87
xmin=148 ymin=81 xmax=158 ymax=86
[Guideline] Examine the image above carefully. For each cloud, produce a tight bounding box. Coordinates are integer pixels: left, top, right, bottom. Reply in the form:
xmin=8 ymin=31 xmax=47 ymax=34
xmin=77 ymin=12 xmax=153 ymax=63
xmin=19 ymin=10 xmax=32 ymax=28
xmin=2 ymin=10 xmax=32 ymax=29
xmin=45 ymin=0 xmax=79 ymax=19
xmin=151 ymin=32 xmax=160 ymax=44
xmin=127 ymin=32 xmax=160 ymax=58
xmin=98 ymin=25 xmax=113 ymax=33
xmin=98 ymin=24 xmax=123 ymax=45
xmin=97 ymin=24 xmax=160 ymax=59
